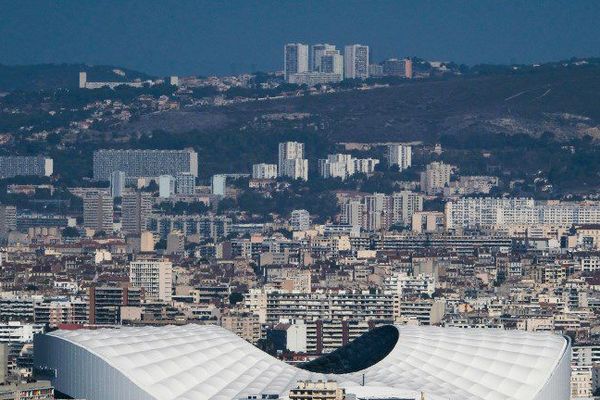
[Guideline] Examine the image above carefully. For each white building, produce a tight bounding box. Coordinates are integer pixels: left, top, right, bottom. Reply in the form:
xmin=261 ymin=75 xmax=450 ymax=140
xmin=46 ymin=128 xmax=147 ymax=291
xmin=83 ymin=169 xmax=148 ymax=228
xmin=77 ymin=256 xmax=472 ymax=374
xmin=353 ymin=158 xmax=380 ymax=175
xmin=110 ymin=171 xmax=126 ymax=198
xmin=387 ymin=144 xmax=412 ymax=170
xmin=319 ymin=154 xmax=379 ymax=180
xmin=252 ymin=163 xmax=278 ymax=180
xmin=291 ymin=209 xmax=311 ymax=231
xmin=446 ymin=198 xmax=600 ymax=229
xmin=35 ymin=324 xmax=571 ymax=400
xmin=311 ymin=44 xmax=336 ymax=71
xmin=344 ymin=44 xmax=369 ymax=79
xmin=284 ymin=43 xmax=309 ymax=82
xmin=129 ymin=260 xmax=173 ymax=302
xmin=318 ymin=154 xmax=355 ymax=180
xmin=278 ymin=142 xmax=308 ymax=181
xmin=211 ymin=175 xmax=227 ymax=196
xmin=287 ymin=72 xmax=342 ymax=86
xmin=320 ymin=51 xmax=344 ymax=77
xmin=158 ymin=175 xmax=175 ymax=198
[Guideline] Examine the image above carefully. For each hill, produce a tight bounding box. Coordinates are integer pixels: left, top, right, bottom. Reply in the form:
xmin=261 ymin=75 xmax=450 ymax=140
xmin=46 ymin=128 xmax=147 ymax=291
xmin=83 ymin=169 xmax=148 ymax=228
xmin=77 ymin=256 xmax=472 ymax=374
xmin=216 ymin=61 xmax=600 ymax=143
xmin=0 ymin=63 xmax=155 ymax=91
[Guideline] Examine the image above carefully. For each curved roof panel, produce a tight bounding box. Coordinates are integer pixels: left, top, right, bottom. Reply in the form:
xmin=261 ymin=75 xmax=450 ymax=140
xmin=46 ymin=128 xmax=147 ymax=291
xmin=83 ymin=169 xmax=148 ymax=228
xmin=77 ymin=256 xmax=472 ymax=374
xmin=34 ymin=324 xmax=570 ymax=400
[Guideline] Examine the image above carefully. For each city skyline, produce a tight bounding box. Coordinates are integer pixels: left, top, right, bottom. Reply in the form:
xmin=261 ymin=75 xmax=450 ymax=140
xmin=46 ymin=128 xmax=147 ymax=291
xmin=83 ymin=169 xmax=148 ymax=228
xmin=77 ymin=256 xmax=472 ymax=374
xmin=0 ymin=1 xmax=598 ymax=76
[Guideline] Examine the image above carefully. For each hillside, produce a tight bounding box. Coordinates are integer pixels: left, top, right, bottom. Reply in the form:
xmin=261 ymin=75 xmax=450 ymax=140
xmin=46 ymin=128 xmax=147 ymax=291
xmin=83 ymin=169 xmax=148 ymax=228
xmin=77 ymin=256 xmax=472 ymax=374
xmin=0 ymin=63 xmax=155 ymax=91
xmin=218 ymin=63 xmax=600 ymax=143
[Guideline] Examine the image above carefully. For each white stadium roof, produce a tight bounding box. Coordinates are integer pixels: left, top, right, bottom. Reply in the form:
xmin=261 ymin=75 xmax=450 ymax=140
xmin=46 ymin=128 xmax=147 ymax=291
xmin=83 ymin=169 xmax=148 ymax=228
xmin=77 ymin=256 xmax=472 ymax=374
xmin=34 ymin=324 xmax=570 ymax=400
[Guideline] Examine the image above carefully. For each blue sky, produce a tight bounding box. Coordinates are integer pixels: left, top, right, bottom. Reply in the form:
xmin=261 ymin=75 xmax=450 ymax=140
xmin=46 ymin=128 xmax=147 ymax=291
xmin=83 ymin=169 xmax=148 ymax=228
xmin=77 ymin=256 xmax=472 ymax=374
xmin=1 ymin=0 xmax=598 ymax=76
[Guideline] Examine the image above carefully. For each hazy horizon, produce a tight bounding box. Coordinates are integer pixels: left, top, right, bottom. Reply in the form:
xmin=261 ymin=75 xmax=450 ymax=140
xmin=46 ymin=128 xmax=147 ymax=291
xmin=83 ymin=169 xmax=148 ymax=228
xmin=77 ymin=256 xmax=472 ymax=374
xmin=1 ymin=0 xmax=599 ymax=76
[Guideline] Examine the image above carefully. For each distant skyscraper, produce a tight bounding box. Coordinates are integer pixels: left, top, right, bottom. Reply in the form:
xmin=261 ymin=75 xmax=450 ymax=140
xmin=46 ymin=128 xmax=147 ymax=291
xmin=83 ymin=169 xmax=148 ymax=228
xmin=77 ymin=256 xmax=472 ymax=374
xmin=284 ymin=43 xmax=309 ymax=82
xmin=158 ymin=175 xmax=175 ymax=198
xmin=212 ymin=175 xmax=227 ymax=196
xmin=110 ymin=171 xmax=126 ymax=198
xmin=93 ymin=149 xmax=198 ymax=181
xmin=83 ymin=191 xmax=113 ymax=233
xmin=278 ymin=142 xmax=308 ymax=181
xmin=121 ymin=191 xmax=152 ymax=236
xmin=0 ymin=156 xmax=53 ymax=179
xmin=387 ymin=144 xmax=412 ymax=171
xmin=311 ymin=44 xmax=336 ymax=71
xmin=175 ymin=172 xmax=195 ymax=195
xmin=344 ymin=44 xmax=369 ymax=79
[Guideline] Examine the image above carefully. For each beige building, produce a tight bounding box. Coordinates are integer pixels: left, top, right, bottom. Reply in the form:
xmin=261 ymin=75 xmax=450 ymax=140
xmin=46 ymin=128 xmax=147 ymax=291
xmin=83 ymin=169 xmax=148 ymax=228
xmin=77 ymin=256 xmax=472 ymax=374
xmin=129 ymin=260 xmax=173 ymax=302
xmin=221 ymin=312 xmax=262 ymax=344
xmin=289 ymin=380 xmax=345 ymax=400
xmin=412 ymin=211 xmax=445 ymax=233
xmin=420 ymin=161 xmax=453 ymax=195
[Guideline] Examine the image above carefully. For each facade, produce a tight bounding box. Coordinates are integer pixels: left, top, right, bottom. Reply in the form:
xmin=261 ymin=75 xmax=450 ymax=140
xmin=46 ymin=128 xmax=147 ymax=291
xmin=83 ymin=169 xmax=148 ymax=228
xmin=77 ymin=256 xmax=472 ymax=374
xmin=420 ymin=161 xmax=453 ymax=195
xmin=129 ymin=260 xmax=173 ymax=302
xmin=382 ymin=58 xmax=413 ymax=78
xmin=175 ymin=172 xmax=195 ymax=195
xmin=252 ymin=163 xmax=278 ymax=180
xmin=340 ymin=191 xmax=422 ymax=231
xmin=0 ymin=205 xmax=17 ymax=241
xmin=344 ymin=45 xmax=369 ymax=79
xmin=0 ymin=156 xmax=53 ymax=179
xmin=121 ymin=191 xmax=152 ymax=236
xmin=318 ymin=154 xmax=380 ymax=180
xmin=446 ymin=198 xmax=600 ymax=229
xmin=353 ymin=158 xmax=379 ymax=175
xmin=310 ymin=44 xmax=336 ymax=72
xmin=221 ymin=313 xmax=262 ymax=344
xmin=34 ymin=324 xmax=571 ymax=400
xmin=287 ymin=72 xmax=342 ymax=86
xmin=146 ymin=214 xmax=230 ymax=240
xmin=82 ymin=191 xmax=113 ymax=233
xmin=412 ymin=211 xmax=445 ymax=233
xmin=278 ymin=142 xmax=308 ymax=181
xmin=0 ymin=380 xmax=54 ymax=400
xmin=93 ymin=149 xmax=198 ymax=181
xmin=284 ymin=43 xmax=309 ymax=82
xmin=158 ymin=175 xmax=175 ymax=198
xmin=320 ymin=51 xmax=344 ymax=77
xmin=110 ymin=171 xmax=126 ymax=198
xmin=386 ymin=144 xmax=412 ymax=170
xmin=211 ymin=175 xmax=227 ymax=196
xmin=288 ymin=381 xmax=345 ymax=400
xmin=88 ymin=285 xmax=142 ymax=325
xmin=291 ymin=209 xmax=311 ymax=231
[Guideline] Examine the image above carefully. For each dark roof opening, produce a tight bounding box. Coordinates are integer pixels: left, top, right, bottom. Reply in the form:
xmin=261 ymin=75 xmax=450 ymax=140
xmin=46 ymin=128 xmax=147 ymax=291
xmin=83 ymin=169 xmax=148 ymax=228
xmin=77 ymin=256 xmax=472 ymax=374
xmin=298 ymin=325 xmax=399 ymax=374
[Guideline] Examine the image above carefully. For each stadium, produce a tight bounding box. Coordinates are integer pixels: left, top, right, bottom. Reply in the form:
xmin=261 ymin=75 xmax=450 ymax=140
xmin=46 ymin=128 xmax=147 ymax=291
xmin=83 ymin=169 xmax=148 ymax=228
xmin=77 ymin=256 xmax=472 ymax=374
xmin=34 ymin=324 xmax=571 ymax=400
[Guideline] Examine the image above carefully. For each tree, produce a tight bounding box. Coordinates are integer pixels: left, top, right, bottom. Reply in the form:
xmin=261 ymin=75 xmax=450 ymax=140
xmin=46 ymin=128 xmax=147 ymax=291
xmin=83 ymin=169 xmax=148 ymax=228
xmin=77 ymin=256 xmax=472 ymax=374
xmin=229 ymin=292 xmax=244 ymax=305
xmin=61 ymin=227 xmax=80 ymax=238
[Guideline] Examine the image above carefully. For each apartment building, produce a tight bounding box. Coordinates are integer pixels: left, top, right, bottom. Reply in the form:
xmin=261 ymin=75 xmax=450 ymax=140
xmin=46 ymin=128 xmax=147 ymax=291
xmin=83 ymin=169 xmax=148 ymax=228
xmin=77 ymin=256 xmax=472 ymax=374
xmin=129 ymin=260 xmax=173 ymax=302
xmin=0 ymin=156 xmax=53 ymax=179
xmin=93 ymin=149 xmax=198 ymax=181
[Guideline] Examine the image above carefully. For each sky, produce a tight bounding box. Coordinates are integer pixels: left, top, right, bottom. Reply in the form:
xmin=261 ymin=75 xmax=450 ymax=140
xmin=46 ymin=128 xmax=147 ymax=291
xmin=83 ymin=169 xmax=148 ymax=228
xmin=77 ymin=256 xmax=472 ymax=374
xmin=0 ymin=0 xmax=599 ymax=76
